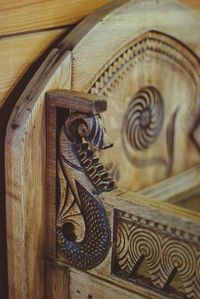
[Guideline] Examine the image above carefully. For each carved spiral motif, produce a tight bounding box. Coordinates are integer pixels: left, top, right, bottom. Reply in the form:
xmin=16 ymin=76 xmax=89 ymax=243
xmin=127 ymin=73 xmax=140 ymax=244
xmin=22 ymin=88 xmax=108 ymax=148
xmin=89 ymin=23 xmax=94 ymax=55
xmin=196 ymin=256 xmax=200 ymax=282
xmin=194 ymin=256 xmax=200 ymax=297
xmin=115 ymin=223 xmax=163 ymax=278
xmin=129 ymin=227 xmax=162 ymax=267
xmin=113 ymin=212 xmax=200 ymax=297
xmin=122 ymin=87 xmax=164 ymax=150
xmin=115 ymin=222 xmax=136 ymax=275
xmin=162 ymin=239 xmax=196 ymax=280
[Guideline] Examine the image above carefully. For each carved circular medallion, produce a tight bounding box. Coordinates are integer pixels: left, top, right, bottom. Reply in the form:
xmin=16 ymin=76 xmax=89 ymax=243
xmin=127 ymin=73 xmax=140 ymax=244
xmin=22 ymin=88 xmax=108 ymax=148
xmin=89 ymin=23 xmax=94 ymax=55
xmin=87 ymin=31 xmax=200 ymax=190
xmin=122 ymin=86 xmax=164 ymax=151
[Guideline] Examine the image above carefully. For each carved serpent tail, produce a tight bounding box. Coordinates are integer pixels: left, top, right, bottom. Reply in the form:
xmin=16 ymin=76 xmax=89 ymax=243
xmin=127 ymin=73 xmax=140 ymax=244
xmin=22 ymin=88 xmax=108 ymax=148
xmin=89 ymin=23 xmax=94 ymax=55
xmin=57 ymin=113 xmax=115 ymax=270
xmin=57 ymin=181 xmax=111 ymax=269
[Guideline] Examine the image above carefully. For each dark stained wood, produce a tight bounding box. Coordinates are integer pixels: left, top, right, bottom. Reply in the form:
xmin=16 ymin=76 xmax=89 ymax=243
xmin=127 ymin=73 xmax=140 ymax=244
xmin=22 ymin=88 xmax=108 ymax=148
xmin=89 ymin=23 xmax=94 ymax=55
xmin=47 ymin=90 xmax=107 ymax=114
xmin=45 ymin=261 xmax=69 ymax=299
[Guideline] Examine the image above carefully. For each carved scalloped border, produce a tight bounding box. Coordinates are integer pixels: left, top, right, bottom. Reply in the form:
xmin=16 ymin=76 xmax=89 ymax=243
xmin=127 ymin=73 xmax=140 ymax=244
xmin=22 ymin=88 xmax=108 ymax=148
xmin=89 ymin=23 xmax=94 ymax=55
xmin=87 ymin=30 xmax=200 ymax=97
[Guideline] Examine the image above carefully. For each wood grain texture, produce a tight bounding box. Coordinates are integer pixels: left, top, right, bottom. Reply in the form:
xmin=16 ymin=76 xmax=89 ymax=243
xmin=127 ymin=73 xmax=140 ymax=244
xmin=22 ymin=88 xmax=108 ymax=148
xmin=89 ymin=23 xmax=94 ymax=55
xmin=140 ymin=165 xmax=200 ymax=202
xmin=5 ymin=50 xmax=72 ymax=298
xmin=0 ymin=0 xmax=199 ymax=37
xmin=88 ymin=31 xmax=200 ymax=191
xmin=45 ymin=261 xmax=69 ymax=299
xmin=0 ymin=29 xmax=69 ymax=108
xmin=0 ymin=0 xmax=112 ymax=37
xmin=64 ymin=0 xmax=200 ymax=92
xmin=1 ymin=0 xmax=199 ymax=110
xmin=59 ymin=0 xmax=200 ymax=192
xmin=182 ymin=0 xmax=200 ymax=12
xmin=47 ymin=89 xmax=107 ymax=113
xmin=51 ymin=186 xmax=200 ymax=298
xmin=69 ymin=269 xmax=146 ymax=299
xmin=5 ymin=0 xmax=200 ymax=298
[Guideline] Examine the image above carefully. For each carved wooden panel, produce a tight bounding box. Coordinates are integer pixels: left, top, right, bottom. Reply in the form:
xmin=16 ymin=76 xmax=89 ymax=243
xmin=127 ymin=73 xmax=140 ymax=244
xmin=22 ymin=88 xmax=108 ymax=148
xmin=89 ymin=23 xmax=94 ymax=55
xmin=87 ymin=31 xmax=200 ymax=192
xmin=5 ymin=1 xmax=200 ymax=298
xmin=112 ymin=209 xmax=200 ymax=298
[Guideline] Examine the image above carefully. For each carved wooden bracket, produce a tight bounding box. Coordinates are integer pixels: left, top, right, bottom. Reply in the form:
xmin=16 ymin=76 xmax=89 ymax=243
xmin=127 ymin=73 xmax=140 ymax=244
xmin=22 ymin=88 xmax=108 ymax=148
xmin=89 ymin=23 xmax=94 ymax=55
xmin=46 ymin=90 xmax=115 ymax=270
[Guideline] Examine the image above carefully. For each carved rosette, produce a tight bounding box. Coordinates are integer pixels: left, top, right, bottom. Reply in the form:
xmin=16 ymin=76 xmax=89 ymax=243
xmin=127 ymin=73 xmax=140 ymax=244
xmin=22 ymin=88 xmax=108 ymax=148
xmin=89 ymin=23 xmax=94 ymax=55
xmin=122 ymin=86 xmax=164 ymax=150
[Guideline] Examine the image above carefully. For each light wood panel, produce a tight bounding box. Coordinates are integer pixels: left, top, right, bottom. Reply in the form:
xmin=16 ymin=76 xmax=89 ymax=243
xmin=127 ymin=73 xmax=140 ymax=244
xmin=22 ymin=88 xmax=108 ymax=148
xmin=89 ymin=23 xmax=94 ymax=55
xmin=0 ymin=29 xmax=69 ymax=108
xmin=0 ymin=0 xmax=199 ymax=108
xmin=5 ymin=50 xmax=72 ymax=299
xmin=69 ymin=270 xmax=145 ymax=299
xmin=0 ymin=0 xmax=112 ymax=37
xmin=0 ymin=0 xmax=199 ymax=37
xmin=65 ymin=0 xmax=200 ymax=92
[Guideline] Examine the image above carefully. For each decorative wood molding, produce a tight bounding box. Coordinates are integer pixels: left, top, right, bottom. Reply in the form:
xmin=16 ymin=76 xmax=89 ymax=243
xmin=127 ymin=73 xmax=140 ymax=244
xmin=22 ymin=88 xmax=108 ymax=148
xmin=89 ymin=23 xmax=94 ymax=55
xmin=89 ymin=31 xmax=200 ymax=96
xmin=140 ymin=164 xmax=200 ymax=202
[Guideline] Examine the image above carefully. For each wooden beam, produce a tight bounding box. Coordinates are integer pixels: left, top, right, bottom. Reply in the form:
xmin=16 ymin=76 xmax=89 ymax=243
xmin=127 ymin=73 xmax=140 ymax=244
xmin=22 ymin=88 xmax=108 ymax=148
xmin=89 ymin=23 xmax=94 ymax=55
xmin=0 ymin=29 xmax=68 ymax=108
xmin=47 ymin=90 xmax=107 ymax=114
xmin=0 ymin=1 xmax=199 ymax=37
xmin=0 ymin=0 xmax=112 ymax=37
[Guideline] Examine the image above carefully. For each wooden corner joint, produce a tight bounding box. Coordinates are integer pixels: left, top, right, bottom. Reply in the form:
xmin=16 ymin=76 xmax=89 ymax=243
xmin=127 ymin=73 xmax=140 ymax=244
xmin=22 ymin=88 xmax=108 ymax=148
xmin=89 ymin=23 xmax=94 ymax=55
xmin=46 ymin=89 xmax=107 ymax=114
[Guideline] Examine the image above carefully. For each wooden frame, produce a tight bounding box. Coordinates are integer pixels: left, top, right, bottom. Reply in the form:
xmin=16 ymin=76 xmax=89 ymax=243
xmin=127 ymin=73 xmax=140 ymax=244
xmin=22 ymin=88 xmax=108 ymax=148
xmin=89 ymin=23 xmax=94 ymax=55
xmin=5 ymin=1 xmax=200 ymax=298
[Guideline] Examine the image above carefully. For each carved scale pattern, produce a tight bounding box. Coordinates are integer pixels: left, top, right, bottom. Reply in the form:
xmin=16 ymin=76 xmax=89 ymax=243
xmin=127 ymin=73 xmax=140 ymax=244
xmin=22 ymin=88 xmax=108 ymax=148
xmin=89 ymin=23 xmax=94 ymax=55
xmin=57 ymin=181 xmax=111 ymax=269
xmin=113 ymin=210 xmax=200 ymax=298
xmin=56 ymin=113 xmax=115 ymax=269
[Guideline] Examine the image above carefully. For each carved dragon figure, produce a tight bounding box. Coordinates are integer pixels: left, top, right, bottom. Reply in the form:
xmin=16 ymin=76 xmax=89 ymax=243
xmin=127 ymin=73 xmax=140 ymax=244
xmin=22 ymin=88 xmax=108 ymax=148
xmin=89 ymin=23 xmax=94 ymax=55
xmin=56 ymin=112 xmax=115 ymax=270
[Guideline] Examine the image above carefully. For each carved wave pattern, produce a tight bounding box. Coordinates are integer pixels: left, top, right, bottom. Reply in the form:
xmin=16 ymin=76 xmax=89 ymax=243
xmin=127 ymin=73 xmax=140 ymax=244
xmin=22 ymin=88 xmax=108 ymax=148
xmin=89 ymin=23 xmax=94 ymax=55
xmin=113 ymin=211 xmax=200 ymax=298
xmin=122 ymin=86 xmax=164 ymax=150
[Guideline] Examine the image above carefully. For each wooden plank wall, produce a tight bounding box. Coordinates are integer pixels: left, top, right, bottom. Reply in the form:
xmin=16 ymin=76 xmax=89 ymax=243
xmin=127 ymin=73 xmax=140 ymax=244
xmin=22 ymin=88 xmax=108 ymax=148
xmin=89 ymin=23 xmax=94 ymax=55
xmin=0 ymin=0 xmax=199 ymax=298
xmin=0 ymin=0 xmax=199 ymax=38
xmin=0 ymin=0 xmax=113 ymax=37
